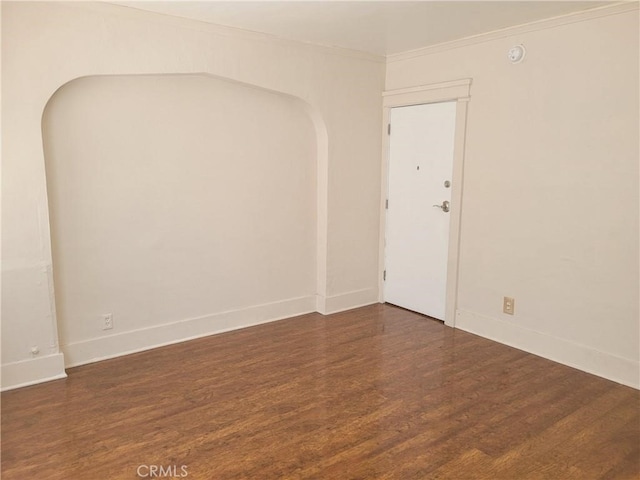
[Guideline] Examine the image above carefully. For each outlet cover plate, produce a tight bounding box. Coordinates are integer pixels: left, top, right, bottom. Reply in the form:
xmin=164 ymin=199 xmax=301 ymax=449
xmin=503 ymin=297 xmax=515 ymax=315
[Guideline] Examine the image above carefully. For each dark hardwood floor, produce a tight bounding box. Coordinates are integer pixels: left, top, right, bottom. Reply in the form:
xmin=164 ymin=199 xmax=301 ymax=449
xmin=2 ymin=304 xmax=639 ymax=479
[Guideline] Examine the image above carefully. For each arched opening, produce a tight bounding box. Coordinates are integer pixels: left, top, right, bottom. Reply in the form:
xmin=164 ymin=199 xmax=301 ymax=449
xmin=42 ymin=74 xmax=323 ymax=365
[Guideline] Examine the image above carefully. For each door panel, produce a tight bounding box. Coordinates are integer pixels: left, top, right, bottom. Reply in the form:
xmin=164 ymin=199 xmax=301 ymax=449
xmin=385 ymin=102 xmax=457 ymax=320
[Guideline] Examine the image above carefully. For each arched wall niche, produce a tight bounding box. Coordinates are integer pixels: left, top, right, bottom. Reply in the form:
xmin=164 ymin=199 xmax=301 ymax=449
xmin=41 ymin=73 xmax=329 ymax=366
xmin=2 ymin=2 xmax=384 ymax=391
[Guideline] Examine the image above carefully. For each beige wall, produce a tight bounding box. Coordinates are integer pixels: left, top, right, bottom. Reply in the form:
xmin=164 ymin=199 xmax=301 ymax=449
xmin=43 ymin=74 xmax=317 ymax=363
xmin=386 ymin=6 xmax=639 ymax=387
xmin=2 ymin=2 xmax=637 ymax=390
xmin=1 ymin=2 xmax=384 ymax=389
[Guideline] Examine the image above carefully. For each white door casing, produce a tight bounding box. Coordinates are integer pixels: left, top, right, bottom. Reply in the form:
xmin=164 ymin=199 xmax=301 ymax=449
xmin=379 ymin=78 xmax=471 ymax=326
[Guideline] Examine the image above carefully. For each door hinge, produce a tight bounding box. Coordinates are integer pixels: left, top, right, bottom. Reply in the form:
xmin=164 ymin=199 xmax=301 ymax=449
xmin=387 ymin=123 xmax=391 ymax=135
xmin=383 ymin=270 xmax=386 ymax=281
xmin=385 ymin=199 xmax=388 ymax=209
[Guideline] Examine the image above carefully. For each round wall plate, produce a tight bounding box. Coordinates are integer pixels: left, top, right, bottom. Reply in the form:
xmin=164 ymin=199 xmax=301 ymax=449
xmin=508 ymin=44 xmax=526 ymax=64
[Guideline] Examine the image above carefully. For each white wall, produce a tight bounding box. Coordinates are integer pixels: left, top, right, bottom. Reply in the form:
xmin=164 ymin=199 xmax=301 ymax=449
xmin=1 ymin=2 xmax=384 ymax=389
xmin=43 ymin=74 xmax=317 ymax=365
xmin=3 ymin=1 xmax=637 ymax=391
xmin=386 ymin=5 xmax=639 ymax=387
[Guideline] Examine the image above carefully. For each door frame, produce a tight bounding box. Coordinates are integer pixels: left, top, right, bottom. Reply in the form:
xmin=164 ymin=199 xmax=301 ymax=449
xmin=379 ymin=78 xmax=472 ymax=327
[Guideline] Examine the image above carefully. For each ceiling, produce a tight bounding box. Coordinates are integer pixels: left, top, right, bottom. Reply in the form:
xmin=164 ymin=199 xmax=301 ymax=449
xmin=111 ymin=1 xmax=612 ymax=56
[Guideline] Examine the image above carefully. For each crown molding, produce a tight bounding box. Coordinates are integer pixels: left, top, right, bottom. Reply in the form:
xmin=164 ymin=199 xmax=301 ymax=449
xmin=66 ymin=1 xmax=386 ymax=64
xmin=388 ymin=2 xmax=639 ymax=64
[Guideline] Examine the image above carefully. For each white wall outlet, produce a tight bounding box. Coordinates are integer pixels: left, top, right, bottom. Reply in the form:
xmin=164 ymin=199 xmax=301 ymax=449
xmin=102 ymin=313 xmax=114 ymax=330
xmin=503 ymin=297 xmax=515 ymax=315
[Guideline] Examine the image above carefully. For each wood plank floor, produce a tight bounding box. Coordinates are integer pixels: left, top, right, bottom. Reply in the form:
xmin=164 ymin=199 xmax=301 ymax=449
xmin=2 ymin=304 xmax=639 ymax=479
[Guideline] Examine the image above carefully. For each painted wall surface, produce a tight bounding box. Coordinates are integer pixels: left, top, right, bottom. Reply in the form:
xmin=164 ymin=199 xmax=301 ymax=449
xmin=1 ymin=2 xmax=384 ymax=389
xmin=3 ymin=1 xmax=637 ymax=391
xmin=386 ymin=7 xmax=639 ymax=387
xmin=43 ymin=74 xmax=316 ymax=361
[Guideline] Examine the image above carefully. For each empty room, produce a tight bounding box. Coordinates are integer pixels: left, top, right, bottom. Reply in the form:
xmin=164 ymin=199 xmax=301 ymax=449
xmin=1 ymin=1 xmax=638 ymax=479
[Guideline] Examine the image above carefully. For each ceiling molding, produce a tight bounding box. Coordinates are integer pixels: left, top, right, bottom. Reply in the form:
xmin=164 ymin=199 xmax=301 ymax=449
xmin=387 ymin=2 xmax=637 ymax=63
xmin=89 ymin=2 xmax=385 ymax=64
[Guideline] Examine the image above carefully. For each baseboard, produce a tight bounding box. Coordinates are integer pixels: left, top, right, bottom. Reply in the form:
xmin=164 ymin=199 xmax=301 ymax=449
xmin=316 ymin=288 xmax=379 ymax=315
xmin=63 ymin=296 xmax=316 ymax=368
xmin=455 ymin=309 xmax=640 ymax=389
xmin=1 ymin=353 xmax=67 ymax=391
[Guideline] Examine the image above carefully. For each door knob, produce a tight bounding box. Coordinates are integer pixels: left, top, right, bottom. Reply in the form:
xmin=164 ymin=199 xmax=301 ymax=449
xmin=432 ymin=200 xmax=450 ymax=213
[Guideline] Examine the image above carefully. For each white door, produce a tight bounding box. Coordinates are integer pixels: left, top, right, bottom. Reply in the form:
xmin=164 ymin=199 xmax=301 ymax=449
xmin=384 ymin=101 xmax=457 ymax=320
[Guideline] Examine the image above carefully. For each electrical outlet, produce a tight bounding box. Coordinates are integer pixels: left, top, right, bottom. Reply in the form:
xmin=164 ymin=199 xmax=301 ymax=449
xmin=102 ymin=313 xmax=114 ymax=330
xmin=503 ymin=297 xmax=515 ymax=315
